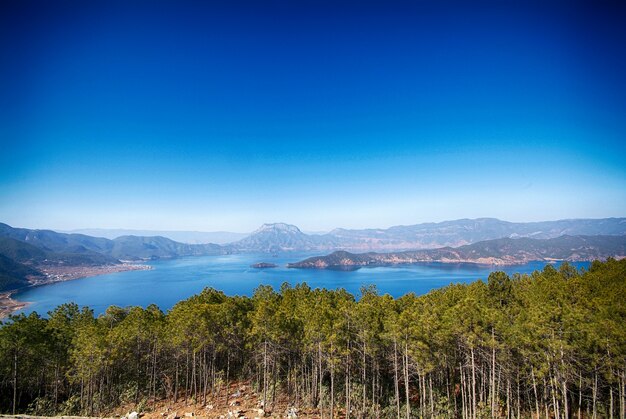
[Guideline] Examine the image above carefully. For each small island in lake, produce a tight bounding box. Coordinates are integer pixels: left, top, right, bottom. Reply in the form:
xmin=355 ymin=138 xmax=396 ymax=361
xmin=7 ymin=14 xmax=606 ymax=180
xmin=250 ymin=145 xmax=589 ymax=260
xmin=251 ymin=262 xmax=278 ymax=269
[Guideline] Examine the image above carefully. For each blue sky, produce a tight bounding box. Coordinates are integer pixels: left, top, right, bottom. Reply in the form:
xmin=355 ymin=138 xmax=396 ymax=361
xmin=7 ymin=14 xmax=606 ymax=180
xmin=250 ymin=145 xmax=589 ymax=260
xmin=1 ymin=0 xmax=625 ymax=232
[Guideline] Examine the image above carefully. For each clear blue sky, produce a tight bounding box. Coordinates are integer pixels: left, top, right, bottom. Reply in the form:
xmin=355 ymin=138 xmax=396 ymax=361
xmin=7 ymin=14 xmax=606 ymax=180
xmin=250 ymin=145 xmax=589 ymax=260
xmin=1 ymin=0 xmax=625 ymax=232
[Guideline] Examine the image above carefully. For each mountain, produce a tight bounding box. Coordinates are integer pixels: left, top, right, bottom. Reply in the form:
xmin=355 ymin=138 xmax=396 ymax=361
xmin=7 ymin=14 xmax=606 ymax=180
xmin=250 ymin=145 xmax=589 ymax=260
xmin=288 ymin=235 xmax=626 ymax=268
xmin=326 ymin=218 xmax=626 ymax=251
xmin=0 ymin=237 xmax=48 ymax=262
xmin=231 ymin=218 xmax=626 ymax=253
xmin=3 ymin=218 xmax=625 ymax=257
xmin=0 ymin=234 xmax=119 ymax=266
xmin=0 ymin=223 xmax=113 ymax=254
xmin=0 ymin=253 xmax=41 ymax=291
xmin=61 ymin=228 xmax=248 ymax=244
xmin=109 ymin=235 xmax=227 ymax=260
xmin=0 ymin=235 xmax=119 ymax=292
xmin=0 ymin=223 xmax=228 ymax=263
xmin=0 ymin=223 xmax=234 ymax=291
xmin=231 ymin=223 xmax=339 ymax=252
xmin=0 ymin=223 xmax=228 ymax=262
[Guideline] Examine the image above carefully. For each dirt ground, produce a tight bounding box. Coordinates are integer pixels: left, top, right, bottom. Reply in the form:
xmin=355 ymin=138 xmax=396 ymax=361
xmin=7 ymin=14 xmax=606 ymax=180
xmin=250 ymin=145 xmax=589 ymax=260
xmin=111 ymin=381 xmax=322 ymax=419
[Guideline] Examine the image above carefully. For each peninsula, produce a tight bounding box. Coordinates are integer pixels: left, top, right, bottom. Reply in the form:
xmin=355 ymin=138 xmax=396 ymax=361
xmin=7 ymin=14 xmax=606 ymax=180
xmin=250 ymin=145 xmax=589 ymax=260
xmin=288 ymin=235 xmax=626 ymax=269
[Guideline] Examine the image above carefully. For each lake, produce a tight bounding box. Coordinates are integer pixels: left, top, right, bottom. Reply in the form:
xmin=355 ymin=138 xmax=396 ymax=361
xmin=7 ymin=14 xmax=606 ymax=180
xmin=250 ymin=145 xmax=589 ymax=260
xmin=14 ymin=253 xmax=589 ymax=316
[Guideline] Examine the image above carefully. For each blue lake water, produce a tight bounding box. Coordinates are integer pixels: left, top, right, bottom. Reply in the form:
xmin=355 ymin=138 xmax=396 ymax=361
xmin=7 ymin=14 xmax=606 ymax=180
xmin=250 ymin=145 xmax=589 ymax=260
xmin=14 ymin=253 xmax=590 ymax=316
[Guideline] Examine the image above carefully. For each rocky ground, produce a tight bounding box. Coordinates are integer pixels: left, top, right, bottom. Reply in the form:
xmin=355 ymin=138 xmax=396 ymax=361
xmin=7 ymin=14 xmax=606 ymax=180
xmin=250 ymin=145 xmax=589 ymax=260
xmin=111 ymin=381 xmax=319 ymax=419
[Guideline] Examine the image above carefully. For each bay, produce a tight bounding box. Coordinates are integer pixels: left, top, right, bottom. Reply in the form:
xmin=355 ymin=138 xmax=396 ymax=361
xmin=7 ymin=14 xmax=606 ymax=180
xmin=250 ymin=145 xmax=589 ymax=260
xmin=14 ymin=252 xmax=589 ymax=316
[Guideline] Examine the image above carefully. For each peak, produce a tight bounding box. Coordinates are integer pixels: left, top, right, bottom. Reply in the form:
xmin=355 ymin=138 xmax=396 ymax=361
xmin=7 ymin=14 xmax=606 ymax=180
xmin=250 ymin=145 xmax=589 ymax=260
xmin=254 ymin=223 xmax=302 ymax=234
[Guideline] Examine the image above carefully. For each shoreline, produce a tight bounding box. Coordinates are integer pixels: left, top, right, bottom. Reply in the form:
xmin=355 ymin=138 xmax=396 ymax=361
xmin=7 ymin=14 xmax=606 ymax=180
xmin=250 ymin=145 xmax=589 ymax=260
xmin=287 ymin=258 xmax=555 ymax=269
xmin=34 ymin=263 xmax=153 ymax=286
xmin=0 ymin=291 xmax=30 ymax=319
xmin=0 ymin=263 xmax=152 ymax=320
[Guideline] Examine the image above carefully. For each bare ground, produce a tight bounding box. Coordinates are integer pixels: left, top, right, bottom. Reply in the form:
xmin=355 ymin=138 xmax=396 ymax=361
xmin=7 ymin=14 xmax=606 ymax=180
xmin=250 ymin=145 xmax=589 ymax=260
xmin=110 ymin=381 xmax=323 ymax=419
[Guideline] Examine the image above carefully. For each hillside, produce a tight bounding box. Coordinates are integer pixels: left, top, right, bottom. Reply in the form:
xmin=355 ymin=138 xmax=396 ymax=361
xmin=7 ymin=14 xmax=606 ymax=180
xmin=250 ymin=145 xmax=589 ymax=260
xmin=0 ymin=222 xmax=113 ymax=254
xmin=0 ymin=223 xmax=228 ymax=262
xmin=0 ymin=236 xmax=120 ymax=266
xmin=288 ymin=235 xmax=626 ymax=268
xmin=0 ymin=253 xmax=41 ymax=291
xmin=0 ymin=236 xmax=48 ymax=262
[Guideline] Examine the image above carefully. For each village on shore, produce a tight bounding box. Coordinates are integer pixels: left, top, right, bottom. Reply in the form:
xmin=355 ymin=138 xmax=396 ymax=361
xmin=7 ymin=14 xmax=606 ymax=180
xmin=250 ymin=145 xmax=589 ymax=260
xmin=0 ymin=264 xmax=152 ymax=319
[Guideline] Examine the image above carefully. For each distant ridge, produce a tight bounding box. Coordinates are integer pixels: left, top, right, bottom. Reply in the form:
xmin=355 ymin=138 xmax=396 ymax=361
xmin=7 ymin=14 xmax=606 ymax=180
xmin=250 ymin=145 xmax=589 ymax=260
xmin=0 ymin=223 xmax=228 ymax=261
xmin=61 ymin=228 xmax=248 ymax=244
xmin=4 ymin=218 xmax=626 ymax=257
xmin=325 ymin=217 xmax=626 ymax=251
xmin=288 ymin=235 xmax=626 ymax=268
xmin=230 ymin=218 xmax=626 ymax=252
xmin=0 ymin=223 xmax=231 ymax=292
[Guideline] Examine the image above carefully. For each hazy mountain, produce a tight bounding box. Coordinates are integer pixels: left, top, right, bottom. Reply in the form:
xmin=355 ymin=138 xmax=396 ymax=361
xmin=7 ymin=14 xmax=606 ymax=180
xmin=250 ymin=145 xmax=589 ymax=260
xmin=62 ymin=228 xmax=248 ymax=244
xmin=231 ymin=223 xmax=339 ymax=252
xmin=109 ymin=235 xmax=227 ymax=260
xmin=230 ymin=218 xmax=626 ymax=253
xmin=288 ymin=235 xmax=626 ymax=268
xmin=326 ymin=217 xmax=626 ymax=251
xmin=4 ymin=218 xmax=626 ymax=257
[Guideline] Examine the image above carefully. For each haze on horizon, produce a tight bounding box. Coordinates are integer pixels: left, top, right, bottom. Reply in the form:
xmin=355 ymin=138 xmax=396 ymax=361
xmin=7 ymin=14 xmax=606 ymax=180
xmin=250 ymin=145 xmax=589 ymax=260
xmin=1 ymin=1 xmax=625 ymax=233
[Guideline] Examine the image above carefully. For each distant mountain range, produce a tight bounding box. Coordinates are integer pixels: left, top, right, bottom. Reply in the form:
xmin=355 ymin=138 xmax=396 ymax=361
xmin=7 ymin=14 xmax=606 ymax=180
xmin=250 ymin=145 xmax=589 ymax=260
xmin=228 ymin=218 xmax=626 ymax=252
xmin=0 ymin=223 xmax=230 ymax=291
xmin=288 ymin=235 xmax=626 ymax=269
xmin=323 ymin=217 xmax=626 ymax=250
xmin=1 ymin=217 xmax=625 ymax=291
xmin=0 ymin=223 xmax=227 ymax=261
xmin=61 ymin=228 xmax=248 ymax=244
xmin=56 ymin=218 xmax=626 ymax=251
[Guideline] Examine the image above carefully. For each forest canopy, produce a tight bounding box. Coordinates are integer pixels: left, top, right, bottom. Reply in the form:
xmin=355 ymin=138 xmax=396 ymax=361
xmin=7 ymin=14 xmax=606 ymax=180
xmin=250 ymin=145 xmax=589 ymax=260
xmin=0 ymin=259 xmax=624 ymax=418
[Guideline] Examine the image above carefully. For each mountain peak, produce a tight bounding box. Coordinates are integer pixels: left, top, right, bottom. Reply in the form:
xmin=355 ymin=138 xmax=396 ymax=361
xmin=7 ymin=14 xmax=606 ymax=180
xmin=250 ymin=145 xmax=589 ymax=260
xmin=233 ymin=223 xmax=325 ymax=252
xmin=253 ymin=223 xmax=302 ymax=234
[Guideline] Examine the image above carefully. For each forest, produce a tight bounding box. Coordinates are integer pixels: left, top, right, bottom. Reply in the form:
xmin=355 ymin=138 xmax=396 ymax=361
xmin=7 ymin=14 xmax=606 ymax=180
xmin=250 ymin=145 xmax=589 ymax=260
xmin=0 ymin=258 xmax=624 ymax=418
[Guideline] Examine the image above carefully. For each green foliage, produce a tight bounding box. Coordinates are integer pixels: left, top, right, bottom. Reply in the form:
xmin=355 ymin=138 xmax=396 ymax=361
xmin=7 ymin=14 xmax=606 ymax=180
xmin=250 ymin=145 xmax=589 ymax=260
xmin=0 ymin=260 xmax=625 ymax=417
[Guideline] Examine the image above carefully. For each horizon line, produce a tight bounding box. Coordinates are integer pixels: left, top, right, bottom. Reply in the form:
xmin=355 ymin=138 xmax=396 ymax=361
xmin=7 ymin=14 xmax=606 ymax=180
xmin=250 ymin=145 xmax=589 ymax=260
xmin=2 ymin=215 xmax=625 ymax=236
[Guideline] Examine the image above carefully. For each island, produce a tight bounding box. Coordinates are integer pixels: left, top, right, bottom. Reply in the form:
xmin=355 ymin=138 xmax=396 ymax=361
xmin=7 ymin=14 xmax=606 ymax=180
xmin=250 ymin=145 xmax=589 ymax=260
xmin=250 ymin=262 xmax=278 ymax=269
